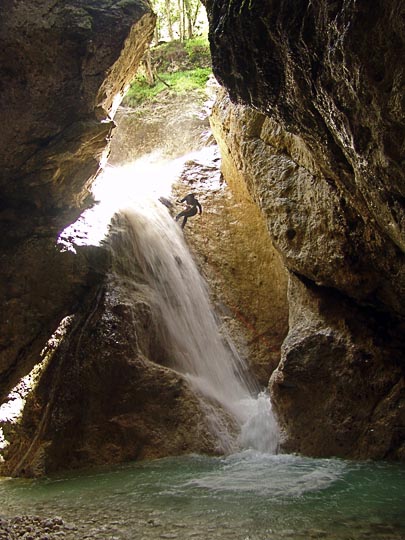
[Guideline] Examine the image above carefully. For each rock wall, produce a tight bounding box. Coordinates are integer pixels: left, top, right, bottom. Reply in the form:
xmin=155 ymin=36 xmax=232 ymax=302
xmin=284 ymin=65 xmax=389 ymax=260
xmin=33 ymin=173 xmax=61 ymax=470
xmin=106 ymin=88 xmax=289 ymax=386
xmin=1 ymin=218 xmax=218 ymax=476
xmin=0 ymin=0 xmax=156 ymax=404
xmin=206 ymin=0 xmax=405 ymax=459
xmin=171 ymin=146 xmax=289 ymax=387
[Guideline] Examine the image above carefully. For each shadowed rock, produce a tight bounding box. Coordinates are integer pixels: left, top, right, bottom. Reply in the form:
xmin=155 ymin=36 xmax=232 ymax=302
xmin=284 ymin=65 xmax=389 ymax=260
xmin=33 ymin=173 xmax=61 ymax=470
xmin=1 ymin=265 xmax=218 ymax=477
xmin=0 ymin=0 xmax=156 ymax=404
xmin=205 ymin=0 xmax=405 ymax=459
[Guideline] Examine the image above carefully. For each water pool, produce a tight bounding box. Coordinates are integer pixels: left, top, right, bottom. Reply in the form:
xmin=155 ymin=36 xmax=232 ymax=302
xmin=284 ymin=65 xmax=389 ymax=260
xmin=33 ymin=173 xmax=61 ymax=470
xmin=1 ymin=451 xmax=404 ymax=539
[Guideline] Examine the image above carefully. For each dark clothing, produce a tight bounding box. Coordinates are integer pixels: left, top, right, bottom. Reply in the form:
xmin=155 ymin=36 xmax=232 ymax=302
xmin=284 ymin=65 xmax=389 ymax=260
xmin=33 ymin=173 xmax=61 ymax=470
xmin=176 ymin=205 xmax=199 ymax=229
xmin=180 ymin=194 xmax=202 ymax=214
xmin=175 ymin=194 xmax=202 ymax=229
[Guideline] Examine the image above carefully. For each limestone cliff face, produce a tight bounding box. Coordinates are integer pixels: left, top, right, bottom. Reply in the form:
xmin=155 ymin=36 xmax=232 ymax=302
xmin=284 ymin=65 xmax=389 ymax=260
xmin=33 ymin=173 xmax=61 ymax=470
xmin=0 ymin=1 xmax=156 ymax=403
xmin=206 ymin=0 xmax=404 ymax=258
xmin=206 ymin=0 xmax=405 ymax=459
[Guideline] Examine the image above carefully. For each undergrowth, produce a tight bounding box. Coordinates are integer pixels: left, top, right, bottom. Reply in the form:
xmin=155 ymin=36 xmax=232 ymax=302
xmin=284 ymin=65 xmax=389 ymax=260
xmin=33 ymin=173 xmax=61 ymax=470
xmin=123 ymin=35 xmax=212 ymax=106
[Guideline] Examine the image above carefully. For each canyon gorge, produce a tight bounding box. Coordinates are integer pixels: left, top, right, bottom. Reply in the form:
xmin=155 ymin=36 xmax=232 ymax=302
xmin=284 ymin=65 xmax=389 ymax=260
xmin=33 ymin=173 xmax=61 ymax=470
xmin=0 ymin=0 xmax=404 ymax=477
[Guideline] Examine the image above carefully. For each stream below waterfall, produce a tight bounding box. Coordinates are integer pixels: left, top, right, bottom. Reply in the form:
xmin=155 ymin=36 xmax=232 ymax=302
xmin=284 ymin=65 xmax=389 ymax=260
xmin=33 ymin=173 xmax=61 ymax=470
xmin=1 ymin=451 xmax=405 ymax=540
xmin=30 ymin=154 xmax=402 ymax=540
xmin=2 ymin=101 xmax=403 ymax=538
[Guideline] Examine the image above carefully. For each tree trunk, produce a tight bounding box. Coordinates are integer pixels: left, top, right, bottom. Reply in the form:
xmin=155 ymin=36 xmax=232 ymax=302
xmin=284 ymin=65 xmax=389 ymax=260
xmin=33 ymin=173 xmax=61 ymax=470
xmin=143 ymin=49 xmax=155 ymax=86
xmin=192 ymin=1 xmax=200 ymax=30
xmin=184 ymin=0 xmax=193 ymax=39
xmin=182 ymin=0 xmax=187 ymax=41
xmin=165 ymin=0 xmax=174 ymax=40
xmin=154 ymin=21 xmax=159 ymax=45
xmin=178 ymin=0 xmax=184 ymax=42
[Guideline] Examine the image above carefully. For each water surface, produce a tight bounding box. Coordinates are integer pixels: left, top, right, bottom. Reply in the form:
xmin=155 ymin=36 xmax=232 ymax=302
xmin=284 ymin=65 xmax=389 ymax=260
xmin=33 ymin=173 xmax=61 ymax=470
xmin=1 ymin=451 xmax=404 ymax=540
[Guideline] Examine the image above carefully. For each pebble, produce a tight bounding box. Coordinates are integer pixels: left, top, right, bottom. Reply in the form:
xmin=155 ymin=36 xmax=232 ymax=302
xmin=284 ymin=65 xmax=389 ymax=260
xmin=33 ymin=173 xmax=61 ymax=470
xmin=147 ymin=518 xmax=162 ymax=527
xmin=0 ymin=515 xmax=80 ymax=540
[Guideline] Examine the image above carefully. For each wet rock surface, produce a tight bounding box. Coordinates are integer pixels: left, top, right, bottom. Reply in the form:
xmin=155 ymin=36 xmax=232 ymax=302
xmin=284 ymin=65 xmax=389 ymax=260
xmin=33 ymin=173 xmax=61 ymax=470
xmin=205 ymin=0 xmax=405 ymax=459
xmin=0 ymin=259 xmax=219 ymax=476
xmin=105 ymin=87 xmax=289 ymax=386
xmin=172 ymin=147 xmax=288 ymax=386
xmin=271 ymin=274 xmax=405 ymax=460
xmin=0 ymin=0 xmax=155 ymax=404
xmin=105 ymin=85 xmax=288 ymax=388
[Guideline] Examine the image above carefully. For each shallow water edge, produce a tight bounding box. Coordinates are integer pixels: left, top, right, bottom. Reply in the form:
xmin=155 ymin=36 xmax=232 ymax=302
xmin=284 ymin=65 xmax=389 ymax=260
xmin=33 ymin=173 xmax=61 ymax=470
xmin=1 ymin=451 xmax=404 ymax=540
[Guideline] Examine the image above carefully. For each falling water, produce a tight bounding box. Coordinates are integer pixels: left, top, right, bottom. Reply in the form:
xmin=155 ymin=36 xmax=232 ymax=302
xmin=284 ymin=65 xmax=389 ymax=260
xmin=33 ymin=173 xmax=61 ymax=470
xmin=110 ymin=197 xmax=279 ymax=454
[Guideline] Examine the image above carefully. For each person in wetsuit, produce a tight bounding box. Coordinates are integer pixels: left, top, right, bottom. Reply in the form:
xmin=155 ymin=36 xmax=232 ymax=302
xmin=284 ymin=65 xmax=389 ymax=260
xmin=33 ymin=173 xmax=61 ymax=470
xmin=175 ymin=193 xmax=202 ymax=229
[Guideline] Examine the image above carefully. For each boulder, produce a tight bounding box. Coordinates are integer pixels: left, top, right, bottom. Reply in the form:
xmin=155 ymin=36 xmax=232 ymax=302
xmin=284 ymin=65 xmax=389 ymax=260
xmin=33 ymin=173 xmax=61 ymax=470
xmin=1 ymin=223 xmax=218 ymax=477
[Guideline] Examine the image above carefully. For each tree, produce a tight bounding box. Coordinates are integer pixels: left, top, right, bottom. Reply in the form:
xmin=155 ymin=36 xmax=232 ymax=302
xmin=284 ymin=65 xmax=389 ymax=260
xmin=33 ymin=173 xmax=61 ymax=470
xmin=150 ymin=0 xmax=203 ymax=42
xmin=164 ymin=0 xmax=174 ymax=40
xmin=184 ymin=0 xmax=199 ymax=39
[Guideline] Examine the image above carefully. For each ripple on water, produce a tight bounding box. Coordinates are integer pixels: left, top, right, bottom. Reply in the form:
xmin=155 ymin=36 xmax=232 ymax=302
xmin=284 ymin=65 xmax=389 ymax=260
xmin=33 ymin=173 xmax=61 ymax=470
xmin=1 ymin=453 xmax=404 ymax=540
xmin=183 ymin=451 xmax=347 ymax=498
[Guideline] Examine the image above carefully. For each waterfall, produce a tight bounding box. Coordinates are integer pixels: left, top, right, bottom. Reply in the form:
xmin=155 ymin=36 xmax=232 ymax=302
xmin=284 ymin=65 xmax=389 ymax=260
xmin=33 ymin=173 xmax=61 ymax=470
xmin=110 ymin=197 xmax=279 ymax=454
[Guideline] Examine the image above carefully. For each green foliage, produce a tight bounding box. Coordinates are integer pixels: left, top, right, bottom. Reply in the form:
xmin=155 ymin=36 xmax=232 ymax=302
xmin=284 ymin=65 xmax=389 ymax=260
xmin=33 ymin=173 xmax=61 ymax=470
xmin=151 ymin=34 xmax=210 ymax=70
xmin=123 ymin=37 xmax=212 ymax=106
xmin=124 ymin=67 xmax=212 ymax=106
xmin=184 ymin=34 xmax=211 ymax=66
xmin=169 ymin=66 xmax=212 ymax=90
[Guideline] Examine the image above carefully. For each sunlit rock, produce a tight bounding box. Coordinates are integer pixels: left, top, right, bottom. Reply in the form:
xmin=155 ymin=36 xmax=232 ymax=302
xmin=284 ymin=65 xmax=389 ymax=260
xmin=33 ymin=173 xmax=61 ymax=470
xmin=206 ymin=0 xmax=405 ymax=459
xmin=0 ymin=0 xmax=156 ymax=403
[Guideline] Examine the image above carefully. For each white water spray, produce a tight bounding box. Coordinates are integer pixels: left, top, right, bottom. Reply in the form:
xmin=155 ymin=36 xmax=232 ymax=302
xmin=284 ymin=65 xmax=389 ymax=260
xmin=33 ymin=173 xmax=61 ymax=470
xmin=112 ymin=196 xmax=279 ymax=454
